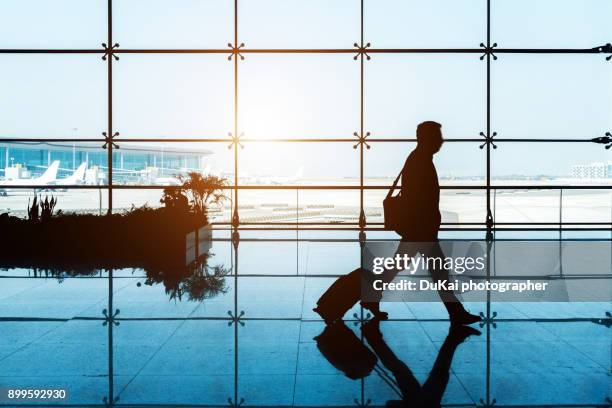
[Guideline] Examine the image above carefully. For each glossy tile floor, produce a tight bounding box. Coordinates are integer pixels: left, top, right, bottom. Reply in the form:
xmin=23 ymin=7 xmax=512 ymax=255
xmin=0 ymin=231 xmax=610 ymax=407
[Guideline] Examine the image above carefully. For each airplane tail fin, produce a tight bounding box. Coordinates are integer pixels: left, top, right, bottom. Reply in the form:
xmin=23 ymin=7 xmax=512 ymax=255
xmin=39 ymin=161 xmax=60 ymax=183
xmin=73 ymin=162 xmax=87 ymax=182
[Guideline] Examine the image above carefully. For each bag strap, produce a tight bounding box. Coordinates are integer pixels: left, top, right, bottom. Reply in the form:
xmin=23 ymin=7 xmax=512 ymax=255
xmin=385 ymin=168 xmax=403 ymax=200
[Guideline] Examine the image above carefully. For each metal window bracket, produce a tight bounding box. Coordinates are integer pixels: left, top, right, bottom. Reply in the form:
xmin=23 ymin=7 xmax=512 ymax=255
xmin=228 ymin=43 xmax=245 ymax=61
xmin=479 ymin=131 xmax=497 ymax=149
xmin=480 ymin=42 xmax=498 ymax=60
xmin=591 ymin=133 xmax=612 ymax=149
xmin=353 ymin=42 xmax=371 ymax=60
xmin=101 ymin=42 xmax=119 ymax=61
xmin=228 ymin=132 xmax=244 ymax=149
xmin=102 ymin=132 xmax=120 ymax=150
xmin=353 ymin=131 xmax=371 ymax=149
xmin=592 ymin=43 xmax=612 ymax=61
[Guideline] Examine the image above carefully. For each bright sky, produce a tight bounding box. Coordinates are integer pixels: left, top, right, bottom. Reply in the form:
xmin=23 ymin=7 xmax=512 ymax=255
xmin=0 ymin=0 xmax=611 ymax=178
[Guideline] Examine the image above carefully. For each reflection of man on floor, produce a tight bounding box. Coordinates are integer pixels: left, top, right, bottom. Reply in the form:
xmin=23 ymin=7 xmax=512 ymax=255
xmin=363 ymin=316 xmax=480 ymax=407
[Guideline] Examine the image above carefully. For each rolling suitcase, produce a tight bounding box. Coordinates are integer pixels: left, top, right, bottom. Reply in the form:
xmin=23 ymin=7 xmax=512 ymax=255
xmin=314 ymin=320 xmax=377 ymax=379
xmin=313 ymin=268 xmax=362 ymax=324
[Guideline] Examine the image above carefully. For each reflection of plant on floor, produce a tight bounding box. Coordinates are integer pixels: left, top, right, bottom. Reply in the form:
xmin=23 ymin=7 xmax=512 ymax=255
xmin=6 ymin=250 xmax=230 ymax=302
xmin=1 ymin=265 xmax=101 ymax=284
xmin=144 ymin=250 xmax=230 ymax=302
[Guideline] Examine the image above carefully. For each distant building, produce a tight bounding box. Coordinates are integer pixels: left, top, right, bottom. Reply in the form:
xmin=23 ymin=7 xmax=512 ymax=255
xmin=1 ymin=141 xmax=213 ymax=183
xmin=570 ymin=161 xmax=612 ymax=179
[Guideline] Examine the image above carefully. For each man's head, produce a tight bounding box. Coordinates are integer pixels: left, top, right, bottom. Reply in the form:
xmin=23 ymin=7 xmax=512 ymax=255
xmin=416 ymin=121 xmax=443 ymax=154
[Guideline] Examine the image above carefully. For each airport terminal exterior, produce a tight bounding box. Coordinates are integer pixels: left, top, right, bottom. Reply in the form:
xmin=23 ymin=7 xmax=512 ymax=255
xmin=0 ymin=141 xmax=212 ymax=183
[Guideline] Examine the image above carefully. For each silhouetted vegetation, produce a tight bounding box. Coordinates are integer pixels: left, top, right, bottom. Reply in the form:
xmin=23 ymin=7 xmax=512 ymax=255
xmin=161 ymin=172 xmax=228 ymax=225
xmin=0 ymin=173 xmax=228 ymax=269
xmin=27 ymin=195 xmax=57 ymax=222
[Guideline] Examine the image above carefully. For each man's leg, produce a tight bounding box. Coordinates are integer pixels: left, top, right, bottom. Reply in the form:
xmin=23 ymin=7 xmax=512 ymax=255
xmin=421 ymin=241 xmax=481 ymax=325
xmin=422 ymin=325 xmax=481 ymax=405
xmin=361 ymin=240 xmax=419 ymax=319
xmin=362 ymin=317 xmax=422 ymax=402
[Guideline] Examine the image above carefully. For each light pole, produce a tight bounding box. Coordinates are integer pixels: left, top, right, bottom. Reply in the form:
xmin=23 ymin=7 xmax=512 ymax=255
xmin=72 ymin=128 xmax=78 ymax=170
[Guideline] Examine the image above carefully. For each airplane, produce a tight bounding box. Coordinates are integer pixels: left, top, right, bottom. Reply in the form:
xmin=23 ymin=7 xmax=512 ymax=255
xmin=0 ymin=161 xmax=60 ymax=196
xmin=75 ymin=164 xmax=217 ymax=186
xmin=137 ymin=165 xmax=216 ymax=186
xmin=0 ymin=160 xmax=60 ymax=187
xmin=55 ymin=162 xmax=87 ymax=185
xmin=241 ymin=166 xmax=304 ymax=185
xmin=48 ymin=162 xmax=88 ymax=190
xmin=273 ymin=166 xmax=304 ymax=184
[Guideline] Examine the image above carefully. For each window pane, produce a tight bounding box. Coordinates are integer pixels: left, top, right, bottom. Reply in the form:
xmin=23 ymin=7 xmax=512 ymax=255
xmin=0 ymin=189 xmax=109 ymax=217
xmin=493 ymin=0 xmax=612 ymax=48
xmin=363 ymin=142 xmax=414 ymax=184
xmin=106 ymin=142 xmax=232 ymax=183
xmin=297 ymin=190 xmax=360 ymax=224
xmin=240 ymin=55 xmax=359 ymax=139
xmin=562 ymin=189 xmax=611 ymax=224
xmin=238 ymin=189 xmax=296 ymax=224
xmin=237 ymin=188 xmax=361 ymax=225
xmin=0 ymin=55 xmax=106 ymax=138
xmin=0 ymin=142 xmax=109 ymax=215
xmin=493 ymin=190 xmax=561 ymax=224
xmin=0 ymin=0 xmax=106 ymax=48
xmin=114 ymin=0 xmax=232 ymax=49
xmin=1 ymin=142 xmax=108 ymax=180
xmin=366 ymin=55 xmax=484 ymax=139
xmin=239 ymin=142 xmax=358 ymax=185
xmin=493 ymin=55 xmax=612 ymax=140
xmin=365 ymin=189 xmax=486 ymax=227
xmin=491 ymin=143 xmax=611 ymax=181
xmin=112 ymin=188 xmax=163 ymax=212
xmin=240 ymin=0 xmax=359 ymax=48
xmin=114 ymin=55 xmax=232 ymax=138
xmin=364 ymin=142 xmax=485 ymax=184
xmin=434 ymin=142 xmax=485 ymax=182
xmin=365 ymin=0 xmax=485 ymax=48
xmin=441 ymin=189 xmax=486 ymax=225
xmin=112 ymin=188 xmax=231 ymax=223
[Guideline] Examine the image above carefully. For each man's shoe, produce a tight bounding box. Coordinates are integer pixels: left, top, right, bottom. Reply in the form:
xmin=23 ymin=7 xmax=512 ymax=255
xmin=450 ymin=310 xmax=481 ymax=326
xmin=447 ymin=325 xmax=481 ymax=343
xmin=360 ymin=302 xmax=389 ymax=320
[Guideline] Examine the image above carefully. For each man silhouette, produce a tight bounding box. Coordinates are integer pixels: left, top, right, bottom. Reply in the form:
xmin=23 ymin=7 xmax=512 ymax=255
xmin=366 ymin=121 xmax=481 ymax=325
xmin=314 ymin=316 xmax=481 ymax=407
xmin=314 ymin=122 xmax=480 ymax=325
xmin=363 ymin=316 xmax=480 ymax=407
xmin=401 ymin=121 xmax=444 ymax=241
